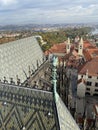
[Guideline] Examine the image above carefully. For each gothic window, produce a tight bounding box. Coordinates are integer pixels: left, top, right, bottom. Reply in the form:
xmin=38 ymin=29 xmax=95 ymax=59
xmin=80 ymin=45 xmax=82 ymax=49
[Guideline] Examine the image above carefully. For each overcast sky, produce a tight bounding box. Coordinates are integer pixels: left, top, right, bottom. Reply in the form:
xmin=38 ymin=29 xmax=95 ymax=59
xmin=0 ymin=0 xmax=98 ymax=25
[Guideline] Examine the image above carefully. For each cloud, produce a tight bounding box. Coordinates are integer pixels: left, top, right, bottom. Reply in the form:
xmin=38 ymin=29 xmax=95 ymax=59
xmin=0 ymin=0 xmax=98 ymax=24
xmin=0 ymin=0 xmax=18 ymax=6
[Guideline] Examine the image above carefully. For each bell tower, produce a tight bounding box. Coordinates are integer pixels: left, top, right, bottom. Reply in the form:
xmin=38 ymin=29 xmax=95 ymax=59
xmin=78 ymin=37 xmax=83 ymax=55
xmin=66 ymin=38 xmax=71 ymax=54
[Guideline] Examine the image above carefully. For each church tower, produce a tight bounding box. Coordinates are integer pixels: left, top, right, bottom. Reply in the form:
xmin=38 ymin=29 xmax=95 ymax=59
xmin=78 ymin=37 xmax=83 ymax=55
xmin=66 ymin=38 xmax=71 ymax=54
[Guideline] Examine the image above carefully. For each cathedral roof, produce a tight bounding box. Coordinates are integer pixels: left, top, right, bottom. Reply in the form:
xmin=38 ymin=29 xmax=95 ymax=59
xmin=0 ymin=36 xmax=80 ymax=130
xmin=0 ymin=83 xmax=59 ymax=130
xmin=0 ymin=83 xmax=80 ymax=130
xmin=56 ymin=94 xmax=80 ymax=130
xmin=0 ymin=36 xmax=44 ymax=83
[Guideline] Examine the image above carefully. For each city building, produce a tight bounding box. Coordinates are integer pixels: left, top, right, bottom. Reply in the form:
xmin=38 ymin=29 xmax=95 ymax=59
xmin=47 ymin=37 xmax=98 ymax=96
xmin=78 ymin=57 xmax=98 ymax=96
xmin=78 ymin=39 xmax=98 ymax=96
xmin=45 ymin=37 xmax=98 ymax=129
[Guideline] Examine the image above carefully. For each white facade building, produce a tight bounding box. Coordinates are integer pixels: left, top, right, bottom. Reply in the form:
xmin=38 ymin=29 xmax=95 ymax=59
xmin=78 ymin=74 xmax=98 ymax=96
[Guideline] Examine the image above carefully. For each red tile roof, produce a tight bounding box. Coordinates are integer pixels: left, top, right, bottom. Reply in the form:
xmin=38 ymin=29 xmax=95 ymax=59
xmin=87 ymin=49 xmax=98 ymax=57
xmin=79 ymin=57 xmax=98 ymax=76
xmin=45 ymin=43 xmax=66 ymax=55
xmin=83 ymin=41 xmax=96 ymax=49
xmin=83 ymin=40 xmax=98 ymax=60
xmin=83 ymin=49 xmax=92 ymax=61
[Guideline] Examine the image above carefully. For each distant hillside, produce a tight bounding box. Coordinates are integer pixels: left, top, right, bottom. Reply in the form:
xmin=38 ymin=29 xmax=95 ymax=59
xmin=0 ymin=24 xmax=36 ymax=31
xmin=0 ymin=23 xmax=98 ymax=31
